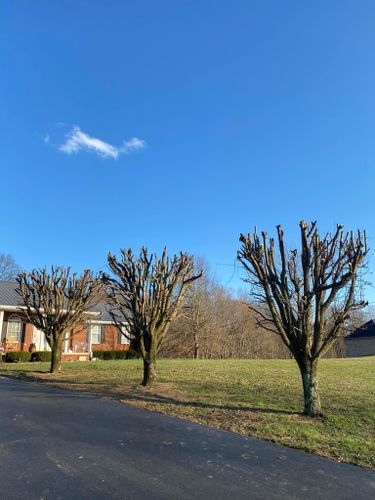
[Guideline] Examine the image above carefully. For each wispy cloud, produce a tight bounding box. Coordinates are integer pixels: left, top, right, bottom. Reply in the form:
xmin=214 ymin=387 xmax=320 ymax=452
xmin=57 ymin=126 xmax=146 ymax=159
xmin=122 ymin=137 xmax=147 ymax=153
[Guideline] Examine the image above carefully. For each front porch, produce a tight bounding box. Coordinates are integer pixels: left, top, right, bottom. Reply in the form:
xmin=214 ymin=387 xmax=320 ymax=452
xmin=0 ymin=307 xmax=100 ymax=361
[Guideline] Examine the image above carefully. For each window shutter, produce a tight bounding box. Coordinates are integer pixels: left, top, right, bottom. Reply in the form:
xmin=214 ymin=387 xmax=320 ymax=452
xmin=21 ymin=322 xmax=26 ymax=343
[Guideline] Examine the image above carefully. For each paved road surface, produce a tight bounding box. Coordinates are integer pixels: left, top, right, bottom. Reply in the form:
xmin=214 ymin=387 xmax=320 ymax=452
xmin=0 ymin=376 xmax=374 ymax=499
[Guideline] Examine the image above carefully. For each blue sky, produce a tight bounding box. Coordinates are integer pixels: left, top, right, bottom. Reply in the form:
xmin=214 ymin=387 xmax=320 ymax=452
xmin=1 ymin=1 xmax=375 ymax=299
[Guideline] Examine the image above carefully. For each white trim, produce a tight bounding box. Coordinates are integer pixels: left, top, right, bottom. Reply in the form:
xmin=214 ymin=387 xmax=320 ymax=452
xmin=90 ymin=320 xmax=117 ymax=325
xmin=0 ymin=305 xmax=100 ymax=317
xmin=87 ymin=321 xmax=93 ymax=359
xmin=64 ymin=332 xmax=70 ymax=353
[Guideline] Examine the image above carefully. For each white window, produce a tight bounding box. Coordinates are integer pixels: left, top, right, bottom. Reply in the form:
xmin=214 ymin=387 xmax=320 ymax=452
xmin=92 ymin=324 xmax=103 ymax=344
xmin=7 ymin=315 xmax=23 ymax=343
xmin=119 ymin=325 xmax=129 ymax=345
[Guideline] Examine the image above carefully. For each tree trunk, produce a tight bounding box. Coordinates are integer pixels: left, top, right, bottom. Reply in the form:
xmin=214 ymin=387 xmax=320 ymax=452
xmin=50 ymin=341 xmax=63 ymax=374
xmin=142 ymin=358 xmax=156 ymax=386
xmin=193 ymin=342 xmax=199 ymax=359
xmin=298 ymin=357 xmax=321 ymax=416
xmin=192 ymin=328 xmax=199 ymax=359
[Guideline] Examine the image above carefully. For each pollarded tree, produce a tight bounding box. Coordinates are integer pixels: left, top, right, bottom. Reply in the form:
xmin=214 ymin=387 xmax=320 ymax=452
xmin=17 ymin=267 xmax=103 ymax=373
xmin=103 ymin=247 xmax=202 ymax=386
xmin=238 ymin=221 xmax=368 ymax=416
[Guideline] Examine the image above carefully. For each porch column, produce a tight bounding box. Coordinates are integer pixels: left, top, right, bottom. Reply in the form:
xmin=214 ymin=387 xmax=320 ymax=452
xmin=0 ymin=310 xmax=3 ymax=361
xmin=64 ymin=332 xmax=69 ymax=353
xmin=87 ymin=321 xmax=93 ymax=359
xmin=0 ymin=310 xmax=4 ymax=342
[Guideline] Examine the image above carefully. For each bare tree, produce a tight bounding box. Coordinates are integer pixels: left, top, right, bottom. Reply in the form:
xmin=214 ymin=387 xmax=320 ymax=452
xmin=0 ymin=254 xmax=21 ymax=280
xmin=103 ymin=247 xmax=201 ymax=386
xmin=238 ymin=221 xmax=368 ymax=416
xmin=161 ymin=285 xmax=290 ymax=360
xmin=178 ymin=257 xmax=217 ymax=359
xmin=17 ymin=267 xmax=103 ymax=373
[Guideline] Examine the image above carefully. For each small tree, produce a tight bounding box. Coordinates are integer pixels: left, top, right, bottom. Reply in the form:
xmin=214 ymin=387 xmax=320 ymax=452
xmin=0 ymin=254 xmax=21 ymax=280
xmin=17 ymin=267 xmax=103 ymax=373
xmin=238 ymin=221 xmax=368 ymax=416
xmin=103 ymin=247 xmax=201 ymax=386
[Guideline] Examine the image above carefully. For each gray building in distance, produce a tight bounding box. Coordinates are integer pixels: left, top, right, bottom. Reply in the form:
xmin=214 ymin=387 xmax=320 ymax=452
xmin=344 ymin=320 xmax=375 ymax=357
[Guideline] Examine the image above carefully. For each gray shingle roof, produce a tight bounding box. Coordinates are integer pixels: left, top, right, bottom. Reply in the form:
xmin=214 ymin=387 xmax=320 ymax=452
xmin=0 ymin=281 xmax=23 ymax=306
xmin=0 ymin=281 xmax=116 ymax=323
xmin=90 ymin=301 xmax=115 ymax=322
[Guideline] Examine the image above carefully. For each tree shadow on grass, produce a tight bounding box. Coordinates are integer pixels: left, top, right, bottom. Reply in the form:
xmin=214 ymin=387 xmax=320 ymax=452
xmin=0 ymin=369 xmax=299 ymax=417
xmin=118 ymin=391 xmax=299 ymax=416
xmin=0 ymin=369 xmax=48 ymax=377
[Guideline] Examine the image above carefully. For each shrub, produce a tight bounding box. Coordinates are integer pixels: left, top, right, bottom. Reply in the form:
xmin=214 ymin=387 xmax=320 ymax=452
xmin=92 ymin=349 xmax=139 ymax=360
xmin=5 ymin=351 xmax=31 ymax=363
xmin=92 ymin=350 xmax=114 ymax=360
xmin=125 ymin=349 xmax=139 ymax=359
xmin=30 ymin=351 xmax=52 ymax=362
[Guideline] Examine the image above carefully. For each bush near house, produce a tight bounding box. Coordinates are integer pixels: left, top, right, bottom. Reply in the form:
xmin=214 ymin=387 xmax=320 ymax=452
xmin=93 ymin=349 xmax=139 ymax=360
xmin=5 ymin=351 xmax=31 ymax=363
xmin=30 ymin=351 xmax=52 ymax=362
xmin=3 ymin=350 xmax=138 ymax=363
xmin=5 ymin=351 xmax=53 ymax=363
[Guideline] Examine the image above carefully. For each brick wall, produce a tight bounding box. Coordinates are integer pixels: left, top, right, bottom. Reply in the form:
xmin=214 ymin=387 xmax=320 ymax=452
xmin=92 ymin=325 xmax=130 ymax=351
xmin=1 ymin=314 xmax=129 ymax=352
xmin=69 ymin=324 xmax=88 ymax=352
xmin=344 ymin=338 xmax=375 ymax=357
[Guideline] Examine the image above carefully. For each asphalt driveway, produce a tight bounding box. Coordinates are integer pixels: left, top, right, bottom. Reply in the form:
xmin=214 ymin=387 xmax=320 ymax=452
xmin=0 ymin=376 xmax=374 ymax=499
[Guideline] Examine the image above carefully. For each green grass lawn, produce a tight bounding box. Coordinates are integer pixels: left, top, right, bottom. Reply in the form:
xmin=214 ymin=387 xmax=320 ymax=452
xmin=1 ymin=357 xmax=374 ymax=470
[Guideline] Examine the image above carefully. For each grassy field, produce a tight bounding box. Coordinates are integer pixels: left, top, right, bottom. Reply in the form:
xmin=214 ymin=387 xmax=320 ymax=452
xmin=1 ymin=357 xmax=374 ymax=470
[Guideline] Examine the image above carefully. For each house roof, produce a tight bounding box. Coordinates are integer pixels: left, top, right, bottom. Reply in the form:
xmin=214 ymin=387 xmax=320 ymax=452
xmin=345 ymin=320 xmax=375 ymax=340
xmin=0 ymin=281 xmax=116 ymax=323
xmin=0 ymin=281 xmax=23 ymax=306
xmin=89 ymin=301 xmax=114 ymax=322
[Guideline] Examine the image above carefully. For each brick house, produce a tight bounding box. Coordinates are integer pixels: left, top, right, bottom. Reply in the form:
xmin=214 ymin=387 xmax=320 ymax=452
xmin=0 ymin=281 xmax=130 ymax=361
xmin=344 ymin=320 xmax=375 ymax=357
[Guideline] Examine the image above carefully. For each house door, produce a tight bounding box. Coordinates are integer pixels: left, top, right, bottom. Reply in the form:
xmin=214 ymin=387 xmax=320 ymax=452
xmin=32 ymin=327 xmax=51 ymax=351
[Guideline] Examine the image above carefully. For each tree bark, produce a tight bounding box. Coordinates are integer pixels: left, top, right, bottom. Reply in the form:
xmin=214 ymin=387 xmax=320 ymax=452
xmin=298 ymin=357 xmax=321 ymax=416
xmin=50 ymin=341 xmax=63 ymax=374
xmin=142 ymin=358 xmax=156 ymax=386
xmin=193 ymin=341 xmax=199 ymax=359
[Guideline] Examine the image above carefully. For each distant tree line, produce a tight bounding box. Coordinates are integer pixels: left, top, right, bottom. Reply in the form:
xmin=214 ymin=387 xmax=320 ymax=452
xmin=160 ymin=258 xmax=348 ymax=360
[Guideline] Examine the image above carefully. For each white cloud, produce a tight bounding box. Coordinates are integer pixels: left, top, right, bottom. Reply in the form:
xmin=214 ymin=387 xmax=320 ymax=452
xmin=58 ymin=126 xmax=146 ymax=159
xmin=121 ymin=137 xmax=147 ymax=153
